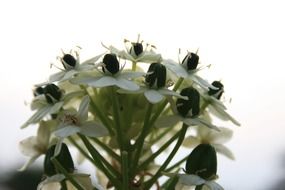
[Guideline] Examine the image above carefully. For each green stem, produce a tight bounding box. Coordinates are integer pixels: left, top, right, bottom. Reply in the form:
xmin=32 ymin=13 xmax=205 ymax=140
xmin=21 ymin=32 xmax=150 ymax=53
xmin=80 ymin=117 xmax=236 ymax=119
xmin=161 ymin=174 xmax=179 ymax=189
xmin=132 ymin=61 xmax=137 ymax=71
xmin=143 ymin=123 xmax=188 ymax=189
xmin=137 ymin=129 xmax=181 ymax=172
xmin=51 ymin=158 xmax=85 ymax=190
xmin=111 ymin=86 xmax=124 ymax=151
xmin=81 ymin=86 xmax=114 ymax=135
xmin=90 ymin=137 xmax=120 ymax=162
xmin=122 ymin=151 xmax=129 ymax=190
xmin=78 ymin=134 xmax=122 ymax=189
xmin=165 ymin=155 xmax=188 ymax=173
xmin=132 ymin=103 xmax=153 ymax=174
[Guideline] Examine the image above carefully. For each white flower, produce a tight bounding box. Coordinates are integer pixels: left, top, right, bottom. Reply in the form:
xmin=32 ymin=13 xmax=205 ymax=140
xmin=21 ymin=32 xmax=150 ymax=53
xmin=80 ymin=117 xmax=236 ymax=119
xmin=54 ymin=95 xmax=109 ymax=139
xmin=19 ymin=120 xmax=54 ymax=171
xmin=37 ymin=173 xmax=95 ymax=190
xmin=49 ymin=48 xmax=103 ymax=83
xmin=103 ymin=36 xmax=162 ymax=63
xmin=183 ymin=126 xmax=235 ymax=160
xmin=21 ymin=84 xmax=84 ymax=129
xmin=70 ymin=54 xmax=144 ymax=91
xmin=176 ymin=174 xmax=224 ymax=190
xmin=118 ymin=62 xmax=187 ymax=104
xmin=163 ymin=52 xmax=214 ymax=89
xmin=202 ymin=81 xmax=241 ymax=126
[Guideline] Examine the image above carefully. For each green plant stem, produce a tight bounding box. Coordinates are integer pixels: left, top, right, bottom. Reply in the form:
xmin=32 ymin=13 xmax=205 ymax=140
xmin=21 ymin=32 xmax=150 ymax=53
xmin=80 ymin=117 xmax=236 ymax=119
xmin=90 ymin=137 xmax=120 ymax=162
xmin=111 ymin=86 xmax=124 ymax=151
xmin=143 ymin=123 xmax=188 ymax=190
xmin=132 ymin=103 xmax=153 ymax=175
xmin=122 ymin=151 xmax=129 ymax=190
xmin=81 ymin=86 xmax=114 ymax=135
xmin=51 ymin=158 xmax=85 ymax=190
xmin=137 ymin=129 xmax=181 ymax=172
xmin=78 ymin=134 xmax=122 ymax=189
xmin=161 ymin=174 xmax=179 ymax=189
xmin=132 ymin=61 xmax=137 ymax=71
xmin=165 ymin=155 xmax=188 ymax=172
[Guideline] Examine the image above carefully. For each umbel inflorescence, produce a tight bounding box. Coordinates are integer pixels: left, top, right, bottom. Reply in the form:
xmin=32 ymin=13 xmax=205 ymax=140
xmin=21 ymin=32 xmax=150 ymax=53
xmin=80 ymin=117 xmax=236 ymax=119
xmin=19 ymin=36 xmax=240 ymax=190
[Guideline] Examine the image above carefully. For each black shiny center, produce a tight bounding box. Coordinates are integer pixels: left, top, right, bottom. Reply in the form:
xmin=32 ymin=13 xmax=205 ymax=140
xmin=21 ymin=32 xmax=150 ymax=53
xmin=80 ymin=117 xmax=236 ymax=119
xmin=145 ymin=63 xmax=166 ymax=88
xmin=185 ymin=144 xmax=217 ymax=180
xmin=102 ymin=54 xmax=120 ymax=75
xmin=208 ymin=81 xmax=224 ymax=100
xmin=182 ymin=53 xmax=199 ymax=70
xmin=131 ymin=42 xmax=143 ymax=56
xmin=33 ymin=86 xmax=44 ymax=97
xmin=176 ymin=87 xmax=200 ymax=117
xmin=44 ymin=84 xmax=62 ymax=104
xmin=62 ymin=54 xmax=77 ymax=68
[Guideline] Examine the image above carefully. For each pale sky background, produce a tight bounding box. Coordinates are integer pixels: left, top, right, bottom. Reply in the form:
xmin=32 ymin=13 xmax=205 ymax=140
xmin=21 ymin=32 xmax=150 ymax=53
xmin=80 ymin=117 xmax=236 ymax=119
xmin=1 ymin=0 xmax=285 ymax=189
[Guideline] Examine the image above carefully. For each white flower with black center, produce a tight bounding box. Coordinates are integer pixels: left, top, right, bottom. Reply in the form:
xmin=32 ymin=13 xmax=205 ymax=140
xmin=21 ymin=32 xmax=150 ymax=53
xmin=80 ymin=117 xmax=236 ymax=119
xmin=183 ymin=126 xmax=235 ymax=160
xmin=155 ymin=87 xmax=220 ymax=131
xmin=104 ymin=36 xmax=162 ymax=63
xmin=70 ymin=53 xmax=144 ymax=91
xmin=119 ymin=62 xmax=187 ymax=104
xmin=164 ymin=51 xmax=214 ymax=89
xmin=54 ymin=95 xmax=109 ymax=139
xmin=202 ymin=81 xmax=241 ymax=126
xmin=49 ymin=48 xmax=103 ymax=83
xmin=21 ymin=84 xmax=83 ymax=129
xmin=19 ymin=120 xmax=54 ymax=171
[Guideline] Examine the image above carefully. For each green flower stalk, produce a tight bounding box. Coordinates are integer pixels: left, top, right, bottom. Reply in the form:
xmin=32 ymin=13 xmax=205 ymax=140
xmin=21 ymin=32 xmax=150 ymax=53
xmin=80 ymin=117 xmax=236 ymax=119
xmin=19 ymin=36 xmax=240 ymax=190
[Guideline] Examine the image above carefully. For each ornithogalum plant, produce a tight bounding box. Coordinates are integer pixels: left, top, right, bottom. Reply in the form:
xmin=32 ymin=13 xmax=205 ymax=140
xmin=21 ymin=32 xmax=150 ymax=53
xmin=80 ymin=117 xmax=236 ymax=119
xmin=19 ymin=36 xmax=240 ymax=190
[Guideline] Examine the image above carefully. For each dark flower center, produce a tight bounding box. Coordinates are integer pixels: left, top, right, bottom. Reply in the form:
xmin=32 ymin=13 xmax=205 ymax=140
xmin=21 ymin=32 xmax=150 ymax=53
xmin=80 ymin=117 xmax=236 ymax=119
xmin=102 ymin=54 xmax=120 ymax=75
xmin=131 ymin=42 xmax=143 ymax=56
xmin=182 ymin=53 xmax=199 ymax=70
xmin=44 ymin=84 xmax=62 ymax=104
xmin=145 ymin=63 xmax=166 ymax=88
xmin=62 ymin=54 xmax=77 ymax=69
xmin=208 ymin=81 xmax=224 ymax=100
xmin=176 ymin=87 xmax=200 ymax=117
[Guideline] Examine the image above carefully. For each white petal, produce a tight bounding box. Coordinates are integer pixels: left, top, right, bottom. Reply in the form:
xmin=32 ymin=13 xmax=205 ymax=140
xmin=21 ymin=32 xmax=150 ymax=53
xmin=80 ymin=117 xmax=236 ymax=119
xmin=67 ymin=174 xmax=93 ymax=190
xmin=21 ymin=106 xmax=52 ymax=129
xmin=37 ymin=121 xmax=51 ymax=148
xmin=138 ymin=52 xmax=162 ymax=63
xmin=155 ymin=115 xmax=181 ymax=128
xmin=19 ymin=136 xmax=39 ymax=157
xmin=158 ymin=88 xmax=188 ymax=99
xmin=54 ymin=138 xmax=64 ymax=157
xmin=18 ymin=155 xmax=40 ymax=171
xmin=81 ymin=53 xmax=104 ymax=65
xmin=70 ymin=75 xmax=100 ymax=85
xmin=50 ymin=102 xmax=64 ymax=114
xmin=144 ymin=89 xmax=164 ymax=103
xmin=77 ymin=96 xmax=90 ymax=121
xmin=213 ymin=144 xmax=235 ymax=160
xmin=80 ymin=121 xmax=109 ymax=137
xmin=177 ymin=174 xmax=205 ymax=186
xmin=116 ymin=78 xmax=140 ymax=91
xmin=164 ymin=59 xmax=188 ymax=78
xmin=182 ymin=136 xmax=201 ymax=148
xmin=61 ymin=70 xmax=78 ymax=81
xmin=37 ymin=174 xmax=65 ymax=190
xmin=54 ymin=125 xmax=80 ymax=138
xmin=207 ymin=127 xmax=233 ymax=144
xmin=209 ymin=104 xmax=241 ymax=126
xmin=204 ymin=181 xmax=224 ymax=190
xmin=49 ymin=72 xmax=66 ymax=83
xmin=89 ymin=76 xmax=117 ymax=88
xmin=183 ymin=118 xmax=220 ymax=131
xmin=193 ymin=75 xmax=218 ymax=90
xmin=120 ymin=71 xmax=145 ymax=79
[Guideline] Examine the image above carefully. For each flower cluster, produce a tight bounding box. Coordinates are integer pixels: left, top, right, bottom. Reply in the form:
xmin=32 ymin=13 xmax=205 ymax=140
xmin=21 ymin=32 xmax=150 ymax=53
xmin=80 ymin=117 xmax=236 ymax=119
xmin=19 ymin=36 xmax=240 ymax=190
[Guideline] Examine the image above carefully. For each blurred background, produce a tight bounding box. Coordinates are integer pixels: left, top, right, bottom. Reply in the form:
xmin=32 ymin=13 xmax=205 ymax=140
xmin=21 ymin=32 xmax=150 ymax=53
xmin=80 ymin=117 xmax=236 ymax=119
xmin=1 ymin=0 xmax=285 ymax=189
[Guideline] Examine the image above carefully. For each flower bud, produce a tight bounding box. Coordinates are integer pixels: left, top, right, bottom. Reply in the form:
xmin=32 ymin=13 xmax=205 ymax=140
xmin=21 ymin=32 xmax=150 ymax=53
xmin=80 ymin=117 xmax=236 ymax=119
xmin=62 ymin=54 xmax=77 ymax=69
xmin=44 ymin=143 xmax=74 ymax=176
xmin=145 ymin=63 xmax=166 ymax=88
xmin=44 ymin=84 xmax=62 ymax=104
xmin=102 ymin=53 xmax=120 ymax=75
xmin=182 ymin=52 xmax=199 ymax=70
xmin=208 ymin=81 xmax=224 ymax=100
xmin=185 ymin=144 xmax=217 ymax=180
xmin=176 ymin=87 xmax=200 ymax=117
xmin=130 ymin=42 xmax=143 ymax=56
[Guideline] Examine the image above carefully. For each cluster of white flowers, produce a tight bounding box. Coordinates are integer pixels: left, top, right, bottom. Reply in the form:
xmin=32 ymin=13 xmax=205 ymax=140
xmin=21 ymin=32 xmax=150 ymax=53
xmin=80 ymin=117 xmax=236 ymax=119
xmin=19 ymin=36 xmax=240 ymax=190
